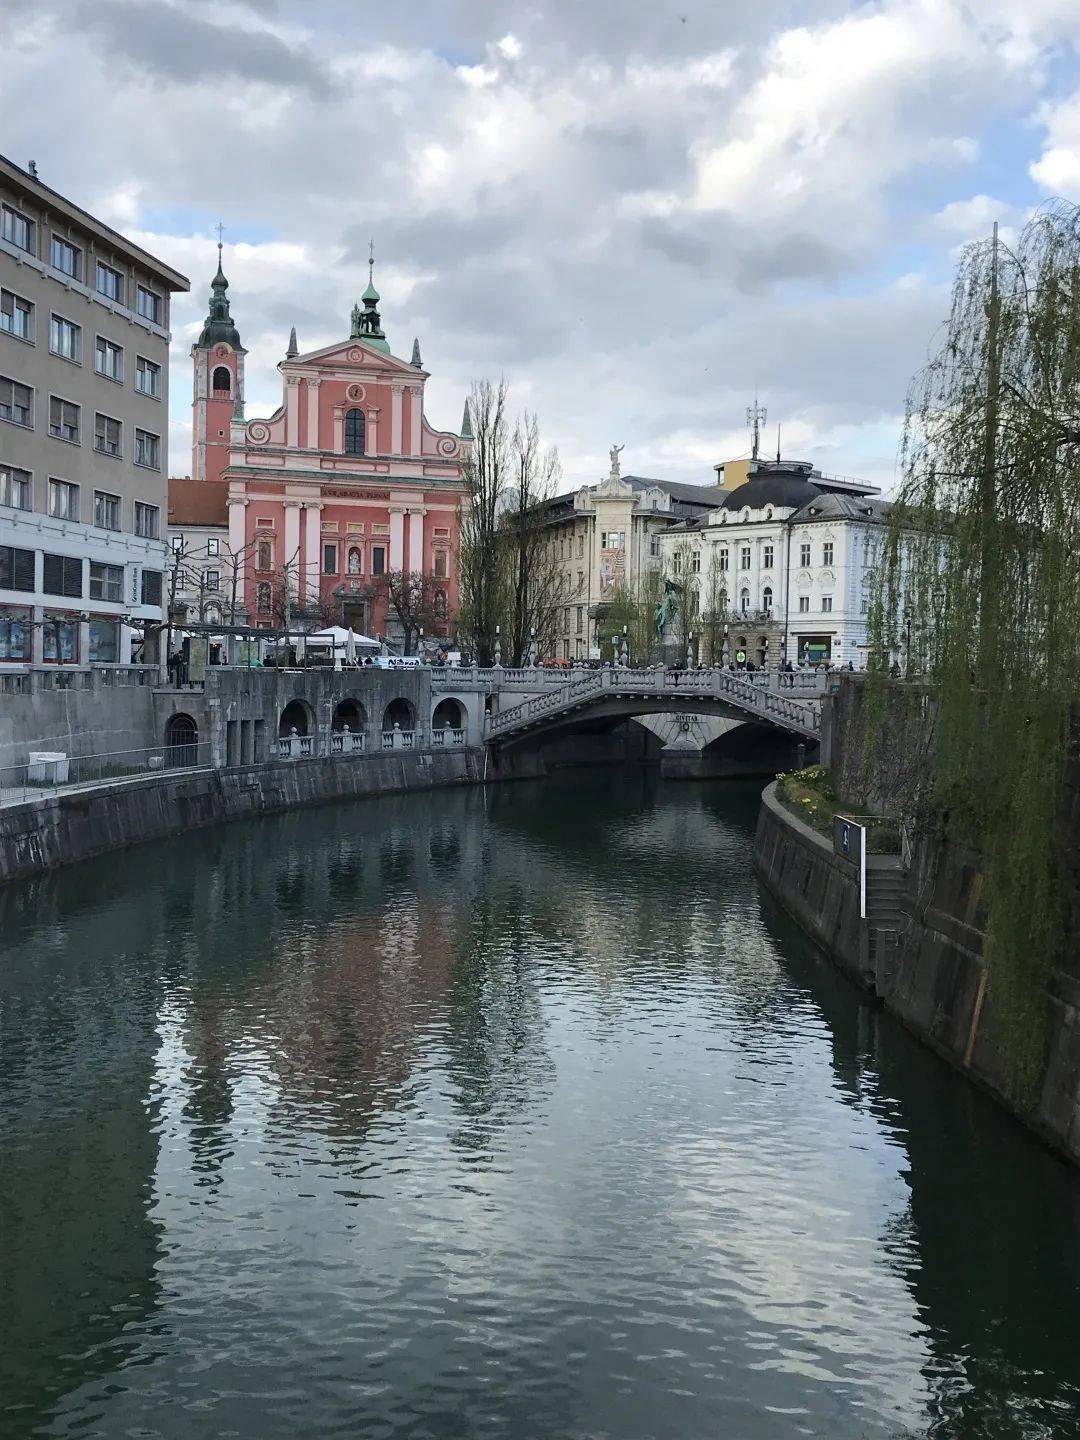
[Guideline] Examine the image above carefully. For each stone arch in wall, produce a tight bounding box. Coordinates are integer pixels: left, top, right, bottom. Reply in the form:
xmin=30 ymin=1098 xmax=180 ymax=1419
xmin=164 ymin=712 xmax=199 ymax=766
xmin=432 ymin=697 xmax=465 ymax=731
xmin=279 ymin=698 xmax=314 ymax=737
xmin=332 ymin=698 xmax=366 ymax=732
xmin=383 ymin=697 xmax=416 ymax=731
xmin=212 ymin=365 xmax=232 ymax=395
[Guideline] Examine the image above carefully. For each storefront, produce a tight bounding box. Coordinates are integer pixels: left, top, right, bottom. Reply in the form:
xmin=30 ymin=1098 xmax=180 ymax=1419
xmin=793 ymin=633 xmax=833 ymax=665
xmin=0 ymin=607 xmax=31 ymax=662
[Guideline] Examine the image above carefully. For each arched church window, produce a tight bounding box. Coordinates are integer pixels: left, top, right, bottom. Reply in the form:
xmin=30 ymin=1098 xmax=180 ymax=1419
xmin=212 ymin=365 xmax=232 ymax=395
xmin=345 ymin=408 xmax=366 ymax=455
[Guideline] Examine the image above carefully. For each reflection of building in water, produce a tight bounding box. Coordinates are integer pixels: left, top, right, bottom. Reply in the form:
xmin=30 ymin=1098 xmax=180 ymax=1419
xmin=0 ymin=883 xmax=165 ymax=1431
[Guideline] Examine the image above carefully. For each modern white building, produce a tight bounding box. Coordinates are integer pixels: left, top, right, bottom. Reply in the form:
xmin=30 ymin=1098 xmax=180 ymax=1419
xmin=657 ymin=459 xmax=889 ymax=667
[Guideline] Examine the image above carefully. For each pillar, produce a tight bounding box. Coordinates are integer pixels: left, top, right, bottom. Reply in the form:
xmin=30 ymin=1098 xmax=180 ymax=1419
xmin=391 ymin=383 xmax=403 ymax=454
xmin=306 ymin=377 xmax=320 ymax=449
xmin=367 ymin=406 xmax=379 ymax=455
xmin=283 ymin=500 xmax=301 ymax=597
xmin=390 ymin=508 xmax=405 ymax=570
xmin=408 ymin=386 xmax=422 ymax=456
xmin=285 ymin=375 xmax=300 ymax=446
xmin=408 ymin=509 xmax=424 ymax=573
xmin=227 ymin=496 xmax=247 ymax=619
xmin=303 ymin=502 xmax=322 ymax=606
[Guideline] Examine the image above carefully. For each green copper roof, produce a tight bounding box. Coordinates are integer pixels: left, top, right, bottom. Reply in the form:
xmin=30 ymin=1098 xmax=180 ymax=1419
xmin=350 ymin=261 xmax=389 ymax=352
xmin=362 ymin=280 xmax=379 ymax=301
xmin=197 ymin=252 xmax=243 ymax=350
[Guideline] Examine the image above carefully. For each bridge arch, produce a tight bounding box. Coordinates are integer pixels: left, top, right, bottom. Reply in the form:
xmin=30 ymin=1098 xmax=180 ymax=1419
xmin=332 ymin=697 xmax=366 ymax=732
xmin=432 ymin=697 xmax=466 ymax=731
xmin=164 ymin=713 xmax=199 ymax=766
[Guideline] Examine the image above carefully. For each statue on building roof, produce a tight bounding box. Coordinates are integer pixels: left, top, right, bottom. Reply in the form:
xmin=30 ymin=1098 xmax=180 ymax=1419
xmin=609 ymin=443 xmax=625 ymax=476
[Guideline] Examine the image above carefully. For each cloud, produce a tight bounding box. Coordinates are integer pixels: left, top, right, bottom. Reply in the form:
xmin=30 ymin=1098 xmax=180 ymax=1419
xmin=4 ymin=0 xmax=1076 ymax=496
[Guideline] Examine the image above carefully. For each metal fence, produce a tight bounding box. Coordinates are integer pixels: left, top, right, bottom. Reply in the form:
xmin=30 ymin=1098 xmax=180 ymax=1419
xmin=0 ymin=741 xmax=213 ymax=807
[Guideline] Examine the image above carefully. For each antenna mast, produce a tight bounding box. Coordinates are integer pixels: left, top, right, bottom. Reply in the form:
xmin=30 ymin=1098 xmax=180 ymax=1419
xmin=745 ymin=396 xmax=767 ymax=462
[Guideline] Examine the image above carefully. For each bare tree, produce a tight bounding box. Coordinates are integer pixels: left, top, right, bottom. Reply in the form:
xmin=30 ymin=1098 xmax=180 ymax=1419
xmin=362 ymin=570 xmax=444 ymax=655
xmin=457 ymin=379 xmax=509 ymax=664
xmin=701 ymin=548 xmax=728 ymax=664
xmin=504 ymin=411 xmax=562 ymax=663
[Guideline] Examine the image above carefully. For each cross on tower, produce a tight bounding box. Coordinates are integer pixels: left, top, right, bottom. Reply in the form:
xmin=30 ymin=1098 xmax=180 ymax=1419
xmin=215 ymin=219 xmax=225 ymax=262
xmin=368 ymin=237 xmax=375 ymax=283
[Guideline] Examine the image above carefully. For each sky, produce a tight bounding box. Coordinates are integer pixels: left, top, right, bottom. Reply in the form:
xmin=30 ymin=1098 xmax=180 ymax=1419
xmin=4 ymin=0 xmax=1080 ymax=495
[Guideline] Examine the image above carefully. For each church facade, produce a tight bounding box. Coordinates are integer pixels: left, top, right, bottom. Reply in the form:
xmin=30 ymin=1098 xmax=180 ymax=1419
xmin=189 ymin=253 xmax=470 ymax=643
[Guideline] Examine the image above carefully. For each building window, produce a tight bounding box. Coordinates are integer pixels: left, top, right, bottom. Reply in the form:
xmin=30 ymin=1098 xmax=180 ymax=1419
xmin=323 ymin=543 xmax=337 ymax=575
xmin=2 ymin=205 xmax=34 ymax=254
xmin=141 ymin=569 xmax=163 ymax=606
xmin=691 ymin=550 xmax=701 ymax=573
xmin=0 ymin=544 xmax=35 ymax=592
xmin=206 ymin=537 xmax=219 ymax=557
xmin=576 ymin=605 xmax=583 ymax=634
xmin=371 ymin=544 xmax=386 ymax=576
xmin=823 ymin=541 xmax=834 ymax=566
xmin=136 ymin=286 xmax=162 ymax=324
xmin=347 ymin=546 xmax=362 ymax=575
xmin=800 ymin=542 xmax=811 ymax=567
xmin=577 ymin=534 xmax=584 ymax=558
xmin=51 ymin=236 xmax=80 ymax=279
xmin=0 ymin=608 xmax=31 ymax=660
xmin=95 ymin=262 xmax=124 ymax=303
xmin=136 ymin=356 xmax=161 ymax=397
xmin=673 ymin=551 xmax=682 ymax=574
xmin=718 ymin=547 xmax=729 ymax=571
xmin=256 ymin=539 xmax=273 ymax=571
xmin=212 ymin=365 xmax=231 ymax=394
xmin=89 ymin=561 xmax=124 ymax=602
xmin=49 ymin=478 xmax=79 ymax=520
xmin=42 ymin=552 xmax=83 ymax=597
xmin=95 ymin=413 xmax=121 ymax=456
xmin=762 ymin=586 xmax=773 ymax=612
xmin=171 ymin=534 xmax=185 ymax=554
xmin=433 ymin=549 xmax=448 ymax=579
xmin=740 ymin=589 xmax=750 ymax=613
xmin=94 ymin=490 xmax=120 ymax=531
xmin=434 ymin=588 xmax=447 ymax=617
xmin=88 ymin=619 xmax=119 ymax=663
xmin=0 ymin=465 xmax=31 ymax=510
xmin=0 ymin=376 xmax=33 ymax=427
xmin=740 ymin=545 xmax=750 ymax=570
xmin=601 ymin=530 xmax=624 ymax=549
xmin=134 ymin=428 xmax=160 ymax=469
xmin=344 ymin=407 xmax=366 ymax=454
xmin=50 ymin=396 xmax=80 ymax=443
xmin=134 ymin=501 xmax=159 ymax=539
xmin=256 ymin=582 xmax=272 ymax=614
xmin=50 ymin=314 xmax=80 ymax=361
xmin=42 ymin=617 xmax=78 ymax=663
xmin=204 ymin=569 xmax=220 ymax=591
xmin=798 ymin=595 xmax=810 ymax=613
xmin=0 ymin=289 xmax=33 ymax=341
xmin=95 ymin=336 xmax=123 ymax=382
xmin=649 ymin=534 xmax=660 ymax=558
xmin=821 ymin=595 xmax=833 ymax=612
xmin=763 ymin=543 xmax=774 ymax=569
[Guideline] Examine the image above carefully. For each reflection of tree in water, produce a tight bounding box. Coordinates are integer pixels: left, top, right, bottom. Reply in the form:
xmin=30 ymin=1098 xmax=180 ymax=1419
xmin=757 ymin=893 xmax=1080 ymax=1438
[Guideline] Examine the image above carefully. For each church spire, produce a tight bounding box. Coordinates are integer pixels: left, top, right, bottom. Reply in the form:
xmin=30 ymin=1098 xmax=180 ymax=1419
xmin=286 ymin=325 xmax=298 ymax=359
xmin=197 ymin=225 xmax=243 ymax=350
xmin=349 ymin=240 xmax=390 ymax=353
xmin=460 ymin=399 xmax=473 ymax=440
xmin=411 ymin=336 xmax=422 ymax=368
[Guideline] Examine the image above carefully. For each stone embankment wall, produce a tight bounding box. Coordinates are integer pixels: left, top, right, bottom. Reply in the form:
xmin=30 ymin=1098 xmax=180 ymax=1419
xmin=756 ymin=687 xmax=1080 ymax=1165
xmin=0 ymin=748 xmax=484 ymax=885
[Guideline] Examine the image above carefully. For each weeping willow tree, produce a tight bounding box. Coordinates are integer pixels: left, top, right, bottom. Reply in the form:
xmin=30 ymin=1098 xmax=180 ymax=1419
xmin=869 ymin=202 xmax=1080 ymax=1100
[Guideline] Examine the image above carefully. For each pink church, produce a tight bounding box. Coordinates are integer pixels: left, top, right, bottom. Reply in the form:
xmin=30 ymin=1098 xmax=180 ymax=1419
xmin=190 ymin=251 xmax=470 ymax=643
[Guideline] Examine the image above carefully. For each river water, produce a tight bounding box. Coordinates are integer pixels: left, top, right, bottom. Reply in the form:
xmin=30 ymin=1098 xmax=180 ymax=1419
xmin=2 ymin=774 xmax=1080 ymax=1439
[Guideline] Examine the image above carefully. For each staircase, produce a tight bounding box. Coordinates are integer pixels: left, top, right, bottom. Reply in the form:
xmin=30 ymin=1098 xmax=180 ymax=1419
xmin=864 ymin=861 xmax=907 ymax=997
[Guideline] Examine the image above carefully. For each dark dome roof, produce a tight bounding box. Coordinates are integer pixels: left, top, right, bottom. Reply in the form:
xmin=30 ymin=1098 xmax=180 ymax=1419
xmin=719 ymin=473 xmax=821 ymax=511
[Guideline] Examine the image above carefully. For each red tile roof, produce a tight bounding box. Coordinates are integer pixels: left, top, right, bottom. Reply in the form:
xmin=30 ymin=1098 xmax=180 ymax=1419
xmin=168 ymin=478 xmax=229 ymax=527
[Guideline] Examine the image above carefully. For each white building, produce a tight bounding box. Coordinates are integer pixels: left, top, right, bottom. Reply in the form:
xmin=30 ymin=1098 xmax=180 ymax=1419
xmin=657 ymin=459 xmax=889 ymax=667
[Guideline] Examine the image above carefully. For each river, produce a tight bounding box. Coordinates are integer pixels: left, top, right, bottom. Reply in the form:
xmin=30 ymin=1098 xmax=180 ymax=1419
xmin=1 ymin=774 xmax=1079 ymax=1439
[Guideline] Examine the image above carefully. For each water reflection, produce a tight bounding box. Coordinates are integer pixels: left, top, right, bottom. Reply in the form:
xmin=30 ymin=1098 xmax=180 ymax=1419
xmin=0 ymin=775 xmax=1078 ymax=1438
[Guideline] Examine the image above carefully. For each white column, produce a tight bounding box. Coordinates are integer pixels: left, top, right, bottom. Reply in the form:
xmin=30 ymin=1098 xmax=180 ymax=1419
xmin=408 ymin=386 xmax=422 ymax=456
xmin=391 ymin=384 xmax=403 ymax=454
xmin=389 ymin=508 xmax=405 ymax=570
xmin=367 ymin=407 xmax=379 ymax=456
xmin=227 ymin=497 xmax=247 ymax=621
xmin=332 ymin=406 xmax=344 ymax=453
xmin=304 ymin=503 xmax=322 ymax=605
xmin=284 ymin=500 xmax=301 ymax=596
xmin=306 ymin=378 xmax=320 ymax=450
xmin=285 ymin=376 xmax=300 ymax=446
xmin=408 ymin=509 xmax=424 ymax=573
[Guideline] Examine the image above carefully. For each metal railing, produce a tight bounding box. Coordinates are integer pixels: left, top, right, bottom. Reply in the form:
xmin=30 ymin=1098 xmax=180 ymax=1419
xmin=0 ymin=741 xmax=212 ymax=807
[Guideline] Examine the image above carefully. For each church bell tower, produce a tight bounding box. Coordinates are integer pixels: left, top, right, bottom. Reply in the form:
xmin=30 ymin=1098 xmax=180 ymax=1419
xmin=191 ymin=233 xmax=246 ymax=484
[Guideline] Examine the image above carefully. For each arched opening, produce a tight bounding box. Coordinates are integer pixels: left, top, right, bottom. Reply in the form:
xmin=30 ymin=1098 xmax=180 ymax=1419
xmin=347 ymin=546 xmax=362 ymax=575
xmin=740 ymin=589 xmax=750 ymax=613
xmin=382 ymin=697 xmax=416 ymax=732
xmin=432 ymin=697 xmax=465 ymax=731
xmin=212 ymin=365 xmax=232 ymax=395
xmin=345 ymin=408 xmax=366 ymax=455
xmin=164 ymin=713 xmax=199 ymax=766
xmin=332 ymin=698 xmax=366 ymax=732
xmin=762 ymin=586 xmax=773 ymax=614
xmin=279 ymin=699 xmax=312 ymax=737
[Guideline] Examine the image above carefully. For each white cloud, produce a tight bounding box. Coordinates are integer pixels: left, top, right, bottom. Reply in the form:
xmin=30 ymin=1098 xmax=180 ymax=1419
xmin=496 ymin=33 xmax=523 ymax=60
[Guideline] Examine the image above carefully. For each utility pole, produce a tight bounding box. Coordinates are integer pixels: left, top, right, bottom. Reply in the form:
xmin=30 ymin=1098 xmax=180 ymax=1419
xmin=746 ymin=396 xmax=767 ymax=463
